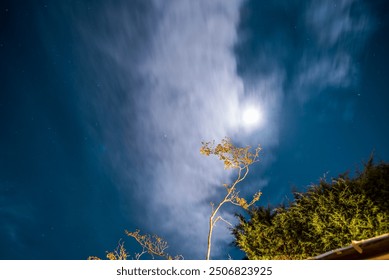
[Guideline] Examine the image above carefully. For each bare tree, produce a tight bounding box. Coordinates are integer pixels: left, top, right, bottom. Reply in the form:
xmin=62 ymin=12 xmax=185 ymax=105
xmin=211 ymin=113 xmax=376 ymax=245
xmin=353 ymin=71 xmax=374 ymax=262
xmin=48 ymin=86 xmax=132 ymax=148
xmin=89 ymin=230 xmax=182 ymax=260
xmin=200 ymin=137 xmax=261 ymax=260
xmin=125 ymin=229 xmax=183 ymax=260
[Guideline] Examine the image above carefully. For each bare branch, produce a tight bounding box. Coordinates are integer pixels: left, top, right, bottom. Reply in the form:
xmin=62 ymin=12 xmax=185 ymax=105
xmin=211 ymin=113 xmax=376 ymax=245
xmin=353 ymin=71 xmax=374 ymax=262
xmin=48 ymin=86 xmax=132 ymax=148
xmin=214 ymin=215 xmax=233 ymax=227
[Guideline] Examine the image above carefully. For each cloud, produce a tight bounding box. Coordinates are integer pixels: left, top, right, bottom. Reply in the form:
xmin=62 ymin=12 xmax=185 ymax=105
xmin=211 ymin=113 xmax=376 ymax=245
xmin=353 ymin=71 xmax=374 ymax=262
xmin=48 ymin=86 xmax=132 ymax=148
xmin=294 ymin=0 xmax=373 ymax=103
xmin=78 ymin=0 xmax=253 ymax=259
xmin=295 ymin=53 xmax=355 ymax=102
xmin=236 ymin=0 xmax=373 ymax=108
xmin=305 ymin=0 xmax=371 ymax=48
xmin=135 ymin=0 xmax=248 ymax=259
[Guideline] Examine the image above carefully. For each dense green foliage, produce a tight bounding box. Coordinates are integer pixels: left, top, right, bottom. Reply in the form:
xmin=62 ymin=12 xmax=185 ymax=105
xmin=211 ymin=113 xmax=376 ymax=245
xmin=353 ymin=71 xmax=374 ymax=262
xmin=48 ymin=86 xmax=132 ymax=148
xmin=233 ymin=158 xmax=389 ymax=259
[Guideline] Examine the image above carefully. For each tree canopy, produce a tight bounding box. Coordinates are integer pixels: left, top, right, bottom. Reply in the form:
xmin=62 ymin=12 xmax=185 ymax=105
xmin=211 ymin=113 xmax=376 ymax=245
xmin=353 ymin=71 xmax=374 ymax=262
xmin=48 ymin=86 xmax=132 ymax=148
xmin=233 ymin=158 xmax=389 ymax=260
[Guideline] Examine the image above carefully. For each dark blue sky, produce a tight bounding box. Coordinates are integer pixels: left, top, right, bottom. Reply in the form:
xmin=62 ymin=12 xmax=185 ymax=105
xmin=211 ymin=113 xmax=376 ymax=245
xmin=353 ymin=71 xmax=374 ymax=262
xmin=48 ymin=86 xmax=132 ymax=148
xmin=1 ymin=0 xmax=388 ymax=260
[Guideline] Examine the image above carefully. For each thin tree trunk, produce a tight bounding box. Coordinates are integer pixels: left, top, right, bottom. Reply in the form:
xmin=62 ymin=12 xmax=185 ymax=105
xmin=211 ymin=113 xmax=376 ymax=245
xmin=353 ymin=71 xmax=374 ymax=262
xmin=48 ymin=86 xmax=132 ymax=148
xmin=206 ymin=216 xmax=213 ymax=260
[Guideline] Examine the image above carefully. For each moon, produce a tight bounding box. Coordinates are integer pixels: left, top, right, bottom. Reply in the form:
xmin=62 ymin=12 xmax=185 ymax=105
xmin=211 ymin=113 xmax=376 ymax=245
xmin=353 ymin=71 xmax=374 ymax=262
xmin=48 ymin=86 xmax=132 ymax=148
xmin=241 ymin=105 xmax=264 ymax=130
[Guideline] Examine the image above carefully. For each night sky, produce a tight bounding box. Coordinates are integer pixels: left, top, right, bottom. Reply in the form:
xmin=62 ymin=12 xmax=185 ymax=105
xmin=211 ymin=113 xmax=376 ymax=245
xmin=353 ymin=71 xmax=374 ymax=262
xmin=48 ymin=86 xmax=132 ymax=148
xmin=1 ymin=0 xmax=388 ymax=260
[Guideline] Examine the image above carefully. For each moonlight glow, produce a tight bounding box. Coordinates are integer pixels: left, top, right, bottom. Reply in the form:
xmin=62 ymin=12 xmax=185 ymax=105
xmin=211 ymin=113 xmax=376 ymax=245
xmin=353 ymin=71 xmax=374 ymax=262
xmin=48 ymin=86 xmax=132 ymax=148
xmin=241 ymin=105 xmax=264 ymax=130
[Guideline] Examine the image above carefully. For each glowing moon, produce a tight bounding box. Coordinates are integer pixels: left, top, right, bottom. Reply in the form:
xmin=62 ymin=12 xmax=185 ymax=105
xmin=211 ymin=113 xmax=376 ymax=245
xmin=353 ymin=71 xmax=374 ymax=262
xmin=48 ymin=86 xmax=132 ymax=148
xmin=241 ymin=105 xmax=263 ymax=129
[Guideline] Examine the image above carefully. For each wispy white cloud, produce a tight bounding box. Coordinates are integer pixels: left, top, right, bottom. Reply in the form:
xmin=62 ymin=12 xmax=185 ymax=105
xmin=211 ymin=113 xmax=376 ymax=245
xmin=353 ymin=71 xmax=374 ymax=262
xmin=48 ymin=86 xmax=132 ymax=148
xmin=294 ymin=0 xmax=373 ymax=103
xmin=306 ymin=0 xmax=371 ymax=48
xmin=134 ymin=0 xmax=249 ymax=259
xmin=79 ymin=0 xmax=255 ymax=259
xmin=295 ymin=53 xmax=355 ymax=102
